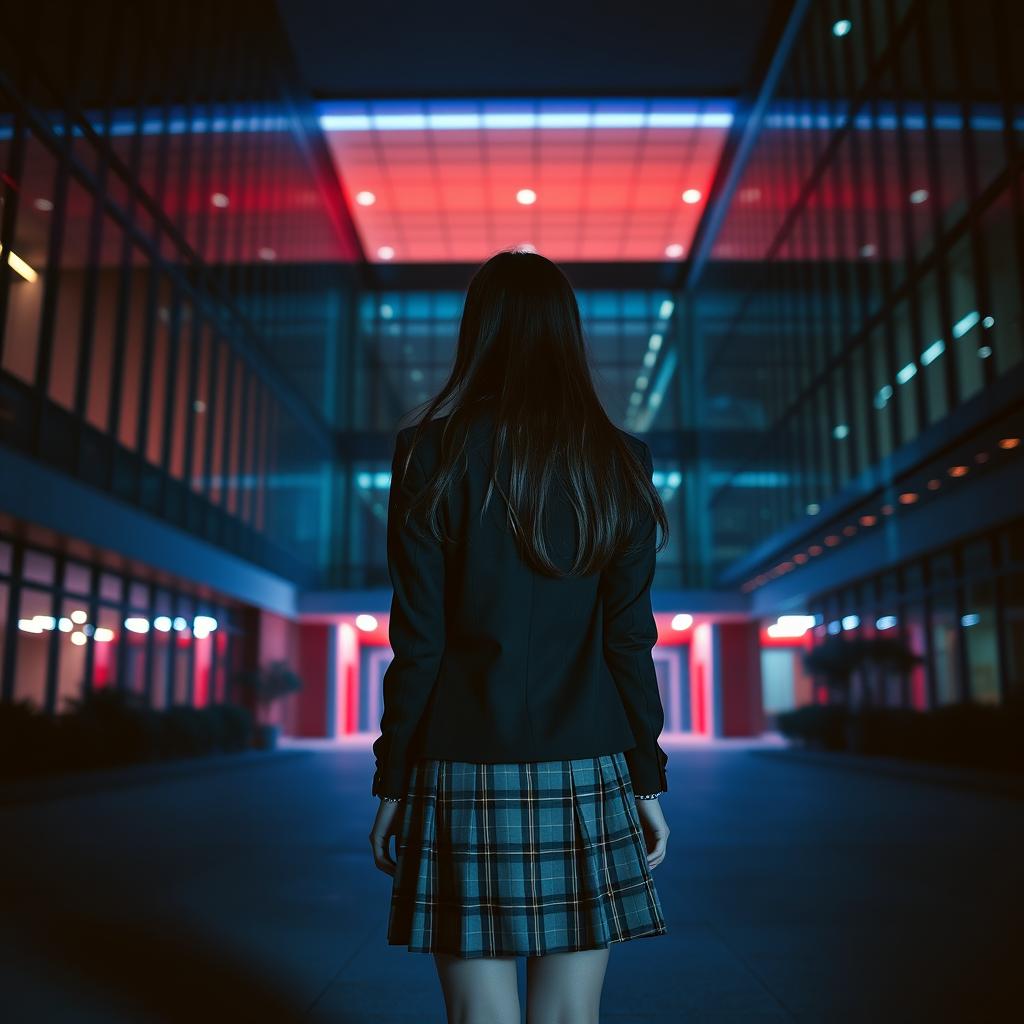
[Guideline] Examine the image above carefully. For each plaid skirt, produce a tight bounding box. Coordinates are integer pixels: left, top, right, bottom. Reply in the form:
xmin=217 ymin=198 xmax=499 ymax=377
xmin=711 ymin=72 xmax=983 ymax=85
xmin=385 ymin=750 xmax=667 ymax=958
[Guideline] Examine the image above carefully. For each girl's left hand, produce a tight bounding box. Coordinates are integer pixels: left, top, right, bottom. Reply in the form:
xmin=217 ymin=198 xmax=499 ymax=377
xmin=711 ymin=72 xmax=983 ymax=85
xmin=369 ymin=799 xmax=402 ymax=876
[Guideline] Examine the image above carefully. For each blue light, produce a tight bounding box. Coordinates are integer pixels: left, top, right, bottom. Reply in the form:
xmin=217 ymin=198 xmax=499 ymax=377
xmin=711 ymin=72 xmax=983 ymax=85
xmin=952 ymin=310 xmax=981 ymax=338
xmin=920 ymin=339 xmax=945 ymax=366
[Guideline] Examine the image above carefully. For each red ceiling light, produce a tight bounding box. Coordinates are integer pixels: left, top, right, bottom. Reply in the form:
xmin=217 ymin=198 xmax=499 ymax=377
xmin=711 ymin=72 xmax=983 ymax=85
xmin=998 ymin=437 xmax=1020 ymax=450
xmin=842 ymin=524 xmax=857 ymax=536
xmin=793 ymin=552 xmax=809 ymax=564
xmin=320 ymin=98 xmax=732 ymax=262
xmin=859 ymin=514 xmax=877 ymax=526
xmin=898 ymin=492 xmax=918 ymax=504
xmin=824 ymin=534 xmax=840 ymax=546
xmin=926 ymin=478 xmax=941 ymax=490
xmin=808 ymin=544 xmax=823 ymax=556
xmin=948 ymin=465 xmax=969 ymax=477
xmin=880 ymin=503 xmax=895 ymax=515
xmin=974 ymin=451 xmax=990 ymax=463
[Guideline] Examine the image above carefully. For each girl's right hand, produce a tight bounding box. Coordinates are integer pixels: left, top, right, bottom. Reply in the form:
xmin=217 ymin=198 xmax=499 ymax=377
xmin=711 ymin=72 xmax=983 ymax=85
xmin=634 ymin=797 xmax=669 ymax=869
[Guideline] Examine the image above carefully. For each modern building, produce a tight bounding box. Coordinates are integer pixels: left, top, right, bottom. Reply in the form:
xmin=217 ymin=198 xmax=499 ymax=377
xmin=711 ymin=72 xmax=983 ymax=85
xmin=1 ymin=0 xmax=1021 ymax=755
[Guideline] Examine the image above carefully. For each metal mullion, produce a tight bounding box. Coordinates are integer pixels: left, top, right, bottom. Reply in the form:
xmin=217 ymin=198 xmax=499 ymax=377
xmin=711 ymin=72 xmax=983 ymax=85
xmin=838 ymin=18 xmax=871 ymax=481
xmin=200 ymin=333 xmax=222 ymax=512
xmin=947 ymin=0 xmax=997 ymax=392
xmin=29 ymin=102 xmax=72 ymax=455
xmin=166 ymin=592 xmax=181 ymax=706
xmin=114 ymin=571 xmax=130 ymax=693
xmin=81 ymin=563 xmax=100 ymax=697
xmin=0 ymin=107 xmax=29 ymax=369
xmin=141 ymin=581 xmax=156 ymax=708
xmin=914 ymin=9 xmax=957 ymax=417
xmin=103 ymin=20 xmax=152 ymax=453
xmin=241 ymin=369 xmax=260 ymax=528
xmin=0 ymin=543 xmax=24 ymax=702
xmin=860 ymin=1 xmax=891 ymax=469
xmin=818 ymin=8 xmax=851 ymax=496
xmin=803 ymin=25 xmax=834 ymax=505
xmin=132 ymin=5 xmax=177 ymax=489
xmin=157 ymin=284 xmax=183 ymax=509
xmin=234 ymin=359 xmax=251 ymax=524
xmin=887 ymin=4 xmax=927 ymax=440
xmin=70 ymin=4 xmax=122 ymax=444
xmin=42 ymin=552 xmax=65 ymax=714
xmin=220 ymin=344 xmax=237 ymax=518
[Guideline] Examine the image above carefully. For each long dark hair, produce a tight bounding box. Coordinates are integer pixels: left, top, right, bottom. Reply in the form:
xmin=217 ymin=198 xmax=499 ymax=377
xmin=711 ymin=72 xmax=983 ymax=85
xmin=395 ymin=248 xmax=669 ymax=578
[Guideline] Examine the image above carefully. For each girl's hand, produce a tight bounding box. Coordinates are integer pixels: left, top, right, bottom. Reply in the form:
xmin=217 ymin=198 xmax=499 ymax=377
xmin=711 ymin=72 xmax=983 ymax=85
xmin=634 ymin=797 xmax=670 ymax=869
xmin=369 ymin=799 xmax=402 ymax=876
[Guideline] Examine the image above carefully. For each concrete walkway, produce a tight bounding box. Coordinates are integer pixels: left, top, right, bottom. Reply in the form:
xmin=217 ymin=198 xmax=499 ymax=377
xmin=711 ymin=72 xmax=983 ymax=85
xmin=1 ymin=743 xmax=1018 ymax=1022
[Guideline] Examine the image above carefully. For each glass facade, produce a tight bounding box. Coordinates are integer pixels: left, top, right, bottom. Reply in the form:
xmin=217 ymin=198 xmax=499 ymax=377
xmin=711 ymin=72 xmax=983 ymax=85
xmin=808 ymin=516 xmax=1024 ymax=708
xmin=0 ymin=1 xmax=359 ymax=589
xmin=674 ymin=0 xmax=1024 ymax=707
xmin=0 ymin=0 xmax=1021 ymax=727
xmin=0 ymin=534 xmax=239 ymax=712
xmin=689 ymin=0 xmax=1024 ymax=582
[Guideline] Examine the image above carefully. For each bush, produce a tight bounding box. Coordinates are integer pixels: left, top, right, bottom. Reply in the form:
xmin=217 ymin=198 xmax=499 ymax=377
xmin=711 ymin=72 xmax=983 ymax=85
xmin=779 ymin=699 xmax=1024 ymax=773
xmin=776 ymin=704 xmax=848 ymax=750
xmin=0 ymin=689 xmax=256 ymax=780
xmin=0 ymin=700 xmax=59 ymax=778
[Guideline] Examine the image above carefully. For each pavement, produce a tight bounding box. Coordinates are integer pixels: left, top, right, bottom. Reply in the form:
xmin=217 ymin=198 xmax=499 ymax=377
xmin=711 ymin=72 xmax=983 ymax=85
xmin=1 ymin=740 xmax=1019 ymax=1022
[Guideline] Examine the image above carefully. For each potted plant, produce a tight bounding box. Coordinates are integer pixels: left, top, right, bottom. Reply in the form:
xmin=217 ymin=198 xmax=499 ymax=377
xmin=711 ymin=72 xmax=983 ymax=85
xmin=232 ymin=661 xmax=303 ymax=749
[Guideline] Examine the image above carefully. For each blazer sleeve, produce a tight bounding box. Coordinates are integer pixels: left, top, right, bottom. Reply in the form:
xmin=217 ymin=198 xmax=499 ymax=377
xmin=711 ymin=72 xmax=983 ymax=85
xmin=600 ymin=440 xmax=669 ymax=796
xmin=371 ymin=427 xmax=446 ymax=800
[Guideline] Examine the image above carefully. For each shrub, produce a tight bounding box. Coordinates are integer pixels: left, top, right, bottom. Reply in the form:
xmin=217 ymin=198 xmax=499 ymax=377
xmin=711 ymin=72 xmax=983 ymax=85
xmin=776 ymin=704 xmax=848 ymax=750
xmin=0 ymin=690 xmax=257 ymax=779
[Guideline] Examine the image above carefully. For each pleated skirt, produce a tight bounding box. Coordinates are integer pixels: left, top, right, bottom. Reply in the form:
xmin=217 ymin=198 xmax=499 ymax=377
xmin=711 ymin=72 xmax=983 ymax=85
xmin=385 ymin=750 xmax=668 ymax=958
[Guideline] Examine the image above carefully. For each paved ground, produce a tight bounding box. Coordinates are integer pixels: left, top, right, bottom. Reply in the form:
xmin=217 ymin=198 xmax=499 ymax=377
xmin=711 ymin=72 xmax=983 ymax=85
xmin=1 ymin=741 xmax=1019 ymax=1023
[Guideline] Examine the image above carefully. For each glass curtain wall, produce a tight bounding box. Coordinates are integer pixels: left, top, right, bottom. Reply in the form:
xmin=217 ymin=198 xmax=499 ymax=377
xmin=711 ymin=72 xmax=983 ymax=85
xmin=686 ymin=0 xmax=1024 ymax=584
xmin=0 ymin=1 xmax=358 ymax=586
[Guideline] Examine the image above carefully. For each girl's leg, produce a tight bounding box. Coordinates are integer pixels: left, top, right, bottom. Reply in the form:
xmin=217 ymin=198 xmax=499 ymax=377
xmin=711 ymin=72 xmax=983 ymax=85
xmin=525 ymin=946 xmax=611 ymax=1024
xmin=433 ymin=952 xmax=521 ymax=1024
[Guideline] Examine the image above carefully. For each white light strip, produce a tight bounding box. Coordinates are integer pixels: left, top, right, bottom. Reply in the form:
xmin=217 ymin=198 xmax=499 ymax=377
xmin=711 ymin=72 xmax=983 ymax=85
xmin=318 ymin=108 xmax=735 ymax=132
xmin=6 ymin=250 xmax=38 ymax=282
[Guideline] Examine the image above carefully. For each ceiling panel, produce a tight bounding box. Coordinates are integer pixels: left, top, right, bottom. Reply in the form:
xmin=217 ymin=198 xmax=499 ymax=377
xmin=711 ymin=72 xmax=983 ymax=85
xmin=320 ymin=99 xmax=734 ymax=264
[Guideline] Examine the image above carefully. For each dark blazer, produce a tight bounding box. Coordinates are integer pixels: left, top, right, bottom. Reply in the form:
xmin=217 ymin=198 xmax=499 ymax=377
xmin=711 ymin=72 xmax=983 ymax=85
xmin=371 ymin=408 xmax=669 ymax=800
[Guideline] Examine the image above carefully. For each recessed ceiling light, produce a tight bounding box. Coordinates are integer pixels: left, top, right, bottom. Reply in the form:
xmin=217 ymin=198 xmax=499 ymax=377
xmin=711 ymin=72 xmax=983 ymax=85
xmin=860 ymin=243 xmax=877 ymax=258
xmin=210 ymin=192 xmax=229 ymax=208
xmin=681 ymin=189 xmax=702 ymax=204
xmin=377 ymin=245 xmax=395 ymax=260
xmin=738 ymin=187 xmax=761 ymax=203
xmin=832 ymin=18 xmax=852 ymax=36
xmin=909 ymin=189 xmax=929 ymax=204
xmin=33 ymin=197 xmax=54 ymax=212
xmin=257 ymin=247 xmax=277 ymax=261
xmin=664 ymin=243 xmax=684 ymax=258
xmin=516 ymin=188 xmax=537 ymax=205
xmin=355 ymin=190 xmax=376 ymax=206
